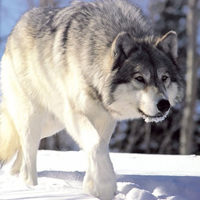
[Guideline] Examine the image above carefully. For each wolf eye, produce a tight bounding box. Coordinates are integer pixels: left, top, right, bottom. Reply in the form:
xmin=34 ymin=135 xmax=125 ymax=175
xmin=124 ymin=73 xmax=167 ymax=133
xmin=135 ymin=76 xmax=145 ymax=83
xmin=162 ymin=75 xmax=168 ymax=82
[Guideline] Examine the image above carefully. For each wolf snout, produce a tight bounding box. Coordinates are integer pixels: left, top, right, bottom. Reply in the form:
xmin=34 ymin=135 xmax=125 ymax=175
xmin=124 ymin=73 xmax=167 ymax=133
xmin=157 ymin=99 xmax=170 ymax=113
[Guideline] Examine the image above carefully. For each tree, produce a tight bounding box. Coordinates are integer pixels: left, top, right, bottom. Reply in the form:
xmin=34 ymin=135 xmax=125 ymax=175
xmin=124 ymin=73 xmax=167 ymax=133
xmin=180 ymin=0 xmax=199 ymax=154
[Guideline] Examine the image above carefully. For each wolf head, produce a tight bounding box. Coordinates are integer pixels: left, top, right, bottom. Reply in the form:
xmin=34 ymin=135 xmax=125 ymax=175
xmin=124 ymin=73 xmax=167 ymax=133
xmin=105 ymin=31 xmax=184 ymax=122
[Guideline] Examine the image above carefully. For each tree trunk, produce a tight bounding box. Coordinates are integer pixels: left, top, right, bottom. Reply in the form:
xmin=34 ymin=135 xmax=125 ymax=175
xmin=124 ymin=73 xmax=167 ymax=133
xmin=180 ymin=0 xmax=199 ymax=154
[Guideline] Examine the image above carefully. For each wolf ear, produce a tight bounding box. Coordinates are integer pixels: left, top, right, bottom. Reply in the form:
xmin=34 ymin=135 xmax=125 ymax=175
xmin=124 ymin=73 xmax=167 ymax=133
xmin=156 ymin=31 xmax=178 ymax=61
xmin=111 ymin=32 xmax=136 ymax=70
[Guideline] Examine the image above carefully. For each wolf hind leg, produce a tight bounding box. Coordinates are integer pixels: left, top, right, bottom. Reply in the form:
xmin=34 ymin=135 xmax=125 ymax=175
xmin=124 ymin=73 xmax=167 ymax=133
xmin=18 ymin=111 xmax=44 ymax=186
xmin=8 ymin=98 xmax=45 ymax=186
xmin=10 ymin=149 xmax=23 ymax=175
xmin=18 ymin=111 xmax=64 ymax=185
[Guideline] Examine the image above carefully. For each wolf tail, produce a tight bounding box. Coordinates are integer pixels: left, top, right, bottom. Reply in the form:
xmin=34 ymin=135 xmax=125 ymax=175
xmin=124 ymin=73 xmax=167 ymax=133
xmin=0 ymin=103 xmax=20 ymax=167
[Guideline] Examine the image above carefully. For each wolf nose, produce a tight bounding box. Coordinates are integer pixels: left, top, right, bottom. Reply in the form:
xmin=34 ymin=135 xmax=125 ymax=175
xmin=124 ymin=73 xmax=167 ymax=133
xmin=157 ymin=99 xmax=170 ymax=113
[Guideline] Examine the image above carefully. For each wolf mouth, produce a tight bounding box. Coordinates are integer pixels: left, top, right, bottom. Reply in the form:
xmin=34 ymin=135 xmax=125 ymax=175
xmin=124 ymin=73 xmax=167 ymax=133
xmin=138 ymin=109 xmax=168 ymax=123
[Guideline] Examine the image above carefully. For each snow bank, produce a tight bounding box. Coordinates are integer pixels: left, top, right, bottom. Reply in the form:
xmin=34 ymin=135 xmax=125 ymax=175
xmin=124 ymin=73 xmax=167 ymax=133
xmin=0 ymin=151 xmax=200 ymax=200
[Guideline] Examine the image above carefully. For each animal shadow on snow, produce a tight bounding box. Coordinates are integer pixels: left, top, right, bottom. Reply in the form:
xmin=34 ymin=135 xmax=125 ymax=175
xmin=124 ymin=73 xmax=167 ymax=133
xmin=38 ymin=170 xmax=85 ymax=183
xmin=117 ymin=174 xmax=200 ymax=199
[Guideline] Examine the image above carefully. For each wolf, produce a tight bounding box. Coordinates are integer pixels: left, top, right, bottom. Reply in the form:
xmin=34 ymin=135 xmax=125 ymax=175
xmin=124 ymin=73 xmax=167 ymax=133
xmin=0 ymin=0 xmax=184 ymax=199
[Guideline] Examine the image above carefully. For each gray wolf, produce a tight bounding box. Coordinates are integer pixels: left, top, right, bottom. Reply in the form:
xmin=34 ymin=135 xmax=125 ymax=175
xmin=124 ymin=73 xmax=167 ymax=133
xmin=0 ymin=0 xmax=184 ymax=199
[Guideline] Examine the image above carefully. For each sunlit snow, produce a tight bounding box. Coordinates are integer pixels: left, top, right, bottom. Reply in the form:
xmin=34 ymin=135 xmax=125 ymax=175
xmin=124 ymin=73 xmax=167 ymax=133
xmin=0 ymin=151 xmax=200 ymax=200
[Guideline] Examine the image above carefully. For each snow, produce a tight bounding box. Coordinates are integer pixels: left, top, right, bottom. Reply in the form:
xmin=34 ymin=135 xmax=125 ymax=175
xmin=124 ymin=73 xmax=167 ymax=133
xmin=0 ymin=151 xmax=200 ymax=200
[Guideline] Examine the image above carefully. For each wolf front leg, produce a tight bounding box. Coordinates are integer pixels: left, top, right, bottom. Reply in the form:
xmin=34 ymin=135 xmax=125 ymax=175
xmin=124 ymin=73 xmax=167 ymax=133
xmin=83 ymin=141 xmax=117 ymax=200
xmin=66 ymin=111 xmax=117 ymax=200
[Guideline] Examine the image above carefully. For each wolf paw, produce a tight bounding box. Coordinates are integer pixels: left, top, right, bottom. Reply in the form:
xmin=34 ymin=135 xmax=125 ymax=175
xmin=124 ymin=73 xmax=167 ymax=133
xmin=83 ymin=171 xmax=116 ymax=200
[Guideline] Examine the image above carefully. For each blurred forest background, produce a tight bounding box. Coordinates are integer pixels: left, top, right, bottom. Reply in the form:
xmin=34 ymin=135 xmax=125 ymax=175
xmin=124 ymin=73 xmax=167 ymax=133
xmin=0 ymin=0 xmax=200 ymax=155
